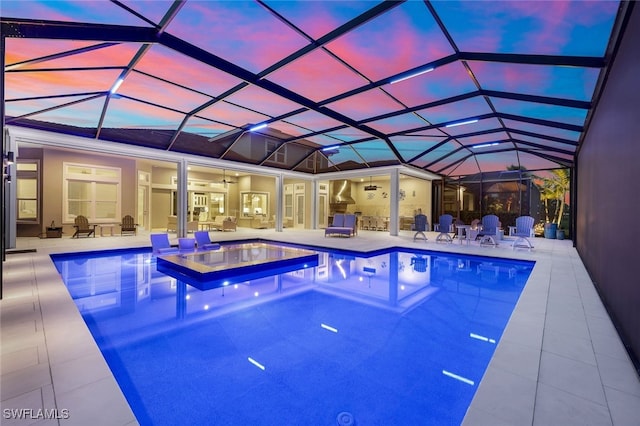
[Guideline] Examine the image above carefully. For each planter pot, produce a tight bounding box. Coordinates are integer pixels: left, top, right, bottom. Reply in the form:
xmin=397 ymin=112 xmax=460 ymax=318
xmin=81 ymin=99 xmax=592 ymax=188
xmin=556 ymin=230 xmax=565 ymax=240
xmin=544 ymin=223 xmax=557 ymax=239
xmin=46 ymin=227 xmax=63 ymax=238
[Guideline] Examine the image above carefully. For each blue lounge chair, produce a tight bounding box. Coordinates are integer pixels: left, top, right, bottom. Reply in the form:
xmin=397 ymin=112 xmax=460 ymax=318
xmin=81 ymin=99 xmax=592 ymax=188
xmin=512 ymin=215 xmax=535 ymax=250
xmin=178 ymin=237 xmax=196 ymax=251
xmin=150 ymin=233 xmax=179 ymax=255
xmin=436 ymin=214 xmax=453 ymax=243
xmin=194 ymin=231 xmax=221 ymax=250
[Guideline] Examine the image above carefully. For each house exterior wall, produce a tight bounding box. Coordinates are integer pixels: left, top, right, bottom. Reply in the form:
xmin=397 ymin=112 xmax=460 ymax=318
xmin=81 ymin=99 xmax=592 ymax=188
xmin=576 ymin=4 xmax=640 ymax=366
xmin=16 ymin=146 xmax=136 ymax=238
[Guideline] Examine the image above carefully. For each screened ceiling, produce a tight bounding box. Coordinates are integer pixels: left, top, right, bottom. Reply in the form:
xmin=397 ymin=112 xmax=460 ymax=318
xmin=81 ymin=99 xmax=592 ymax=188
xmin=1 ymin=0 xmax=623 ymax=177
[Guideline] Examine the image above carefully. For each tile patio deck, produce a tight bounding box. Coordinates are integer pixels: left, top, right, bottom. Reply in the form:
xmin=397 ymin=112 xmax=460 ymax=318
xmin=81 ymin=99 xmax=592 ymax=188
xmin=2 ymin=228 xmax=639 ymax=425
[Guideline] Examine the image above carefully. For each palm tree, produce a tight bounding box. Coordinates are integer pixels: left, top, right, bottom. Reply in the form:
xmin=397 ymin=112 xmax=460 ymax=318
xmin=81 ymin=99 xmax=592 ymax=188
xmin=534 ymin=168 xmax=570 ymax=225
xmin=551 ymin=169 xmax=570 ymax=226
xmin=537 ymin=179 xmax=554 ymax=223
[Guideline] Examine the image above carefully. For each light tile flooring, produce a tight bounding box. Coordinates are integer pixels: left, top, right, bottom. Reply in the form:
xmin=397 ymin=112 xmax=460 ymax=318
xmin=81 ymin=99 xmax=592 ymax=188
xmin=2 ymin=228 xmax=639 ymax=425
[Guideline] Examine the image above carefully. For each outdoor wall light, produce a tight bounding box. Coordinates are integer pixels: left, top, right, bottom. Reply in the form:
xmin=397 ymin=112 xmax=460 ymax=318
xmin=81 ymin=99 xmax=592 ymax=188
xmin=3 ymin=151 xmax=14 ymax=182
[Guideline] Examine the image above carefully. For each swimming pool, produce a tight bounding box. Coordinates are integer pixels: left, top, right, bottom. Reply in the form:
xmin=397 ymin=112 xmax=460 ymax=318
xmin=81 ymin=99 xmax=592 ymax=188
xmin=52 ymin=241 xmax=534 ymax=425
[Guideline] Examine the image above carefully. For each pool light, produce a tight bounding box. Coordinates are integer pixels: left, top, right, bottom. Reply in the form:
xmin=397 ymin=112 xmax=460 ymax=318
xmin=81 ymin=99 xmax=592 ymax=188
xmin=248 ymin=357 xmax=265 ymax=370
xmin=321 ymin=323 xmax=338 ymax=333
xmin=470 ymin=333 xmax=496 ymax=344
xmin=442 ymin=370 xmax=475 ymax=386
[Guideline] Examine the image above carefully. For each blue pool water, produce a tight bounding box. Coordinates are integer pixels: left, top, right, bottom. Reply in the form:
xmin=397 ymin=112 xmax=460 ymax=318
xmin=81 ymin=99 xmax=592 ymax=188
xmin=52 ymin=241 xmax=534 ymax=426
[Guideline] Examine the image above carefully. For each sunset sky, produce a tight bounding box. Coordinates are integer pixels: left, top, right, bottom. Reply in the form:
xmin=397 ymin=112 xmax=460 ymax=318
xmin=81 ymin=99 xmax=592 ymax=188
xmin=2 ymin=0 xmax=619 ymax=176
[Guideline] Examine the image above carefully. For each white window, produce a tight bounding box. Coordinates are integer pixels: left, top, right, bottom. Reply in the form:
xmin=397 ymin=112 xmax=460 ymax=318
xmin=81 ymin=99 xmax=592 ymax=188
xmin=63 ymin=163 xmax=121 ymax=223
xmin=16 ymin=161 xmax=40 ymax=223
xmin=266 ymin=139 xmax=285 ymax=164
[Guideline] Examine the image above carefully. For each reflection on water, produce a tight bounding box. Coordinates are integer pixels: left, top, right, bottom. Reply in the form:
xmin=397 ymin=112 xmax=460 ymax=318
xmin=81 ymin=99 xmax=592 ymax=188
xmin=51 ymin=243 xmax=534 ymax=425
xmin=53 ymin=245 xmax=533 ymax=345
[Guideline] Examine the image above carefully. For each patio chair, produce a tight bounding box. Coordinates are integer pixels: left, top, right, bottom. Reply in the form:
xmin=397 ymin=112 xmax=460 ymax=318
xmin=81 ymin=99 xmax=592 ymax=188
xmin=413 ymin=213 xmax=428 ymax=242
xmin=72 ymin=215 xmax=97 ymax=238
xmin=512 ymin=215 xmax=535 ymax=250
xmin=194 ymin=231 xmax=221 ymax=250
xmin=325 ymin=213 xmax=355 ymax=237
xmin=477 ymin=214 xmax=500 ymax=247
xmin=435 ymin=214 xmax=453 ymax=243
xmin=120 ymin=215 xmax=137 ymax=236
xmin=221 ymin=216 xmax=237 ymax=232
xmin=343 ymin=214 xmax=357 ymax=236
xmin=254 ymin=215 xmax=275 ymax=229
xmin=178 ymin=237 xmax=196 ymax=251
xmin=150 ymin=233 xmax=179 ymax=255
xmin=453 ymin=218 xmax=465 ymax=240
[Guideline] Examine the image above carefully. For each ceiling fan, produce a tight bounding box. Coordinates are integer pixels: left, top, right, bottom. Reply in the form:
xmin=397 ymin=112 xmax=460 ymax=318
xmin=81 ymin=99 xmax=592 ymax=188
xmin=217 ymin=170 xmax=237 ymax=186
xmin=364 ymin=176 xmax=382 ymax=191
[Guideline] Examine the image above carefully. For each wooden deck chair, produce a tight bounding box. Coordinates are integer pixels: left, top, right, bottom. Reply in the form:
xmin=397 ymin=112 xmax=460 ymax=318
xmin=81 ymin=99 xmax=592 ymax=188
xmin=120 ymin=215 xmax=137 ymax=236
xmin=72 ymin=215 xmax=97 ymax=238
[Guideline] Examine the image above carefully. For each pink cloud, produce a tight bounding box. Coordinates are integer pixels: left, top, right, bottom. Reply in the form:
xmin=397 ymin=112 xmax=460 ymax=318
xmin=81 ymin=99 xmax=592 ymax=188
xmin=134 ymin=46 xmax=242 ymax=98
xmin=168 ymin=1 xmax=309 ymax=73
xmin=104 ymin=97 xmax=185 ymax=128
xmin=327 ymin=89 xmax=403 ymax=121
xmin=118 ymin=73 xmax=211 ymax=113
xmin=326 ymin=3 xmax=453 ymax=82
xmin=267 ymin=49 xmax=368 ymax=102
xmin=5 ymin=69 xmax=120 ymax=99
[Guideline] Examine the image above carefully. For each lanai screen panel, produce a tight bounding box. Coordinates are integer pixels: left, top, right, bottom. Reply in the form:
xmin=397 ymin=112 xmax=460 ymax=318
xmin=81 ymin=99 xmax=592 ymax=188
xmin=1 ymin=0 xmax=623 ymax=175
xmin=390 ymin=136 xmax=447 ymax=163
